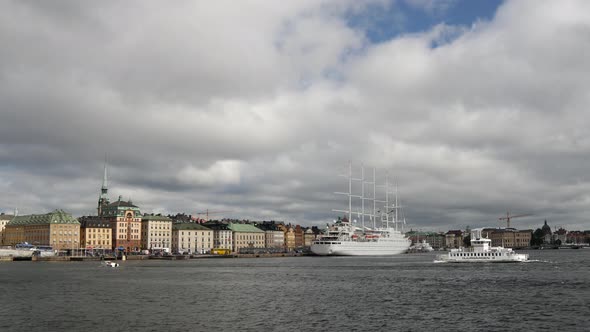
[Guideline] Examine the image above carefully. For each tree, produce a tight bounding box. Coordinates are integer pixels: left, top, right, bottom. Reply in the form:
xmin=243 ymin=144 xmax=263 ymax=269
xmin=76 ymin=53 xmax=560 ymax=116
xmin=531 ymin=228 xmax=544 ymax=246
xmin=463 ymin=235 xmax=471 ymax=247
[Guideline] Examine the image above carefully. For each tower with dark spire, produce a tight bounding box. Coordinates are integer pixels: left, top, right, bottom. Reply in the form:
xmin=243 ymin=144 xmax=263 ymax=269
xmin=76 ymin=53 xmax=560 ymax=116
xmin=98 ymin=158 xmax=110 ymax=216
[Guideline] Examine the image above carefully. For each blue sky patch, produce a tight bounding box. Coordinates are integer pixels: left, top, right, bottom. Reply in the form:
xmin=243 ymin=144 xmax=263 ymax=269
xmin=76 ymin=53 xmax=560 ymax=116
xmin=346 ymin=0 xmax=504 ymax=44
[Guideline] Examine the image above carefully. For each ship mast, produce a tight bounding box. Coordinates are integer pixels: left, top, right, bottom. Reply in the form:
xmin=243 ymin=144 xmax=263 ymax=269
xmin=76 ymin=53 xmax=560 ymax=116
xmin=333 ymin=162 xmax=376 ymax=228
xmin=348 ymin=161 xmax=352 ymax=224
xmin=373 ymin=168 xmax=377 ymax=229
xmin=385 ymin=174 xmax=390 ymax=229
xmin=395 ymin=186 xmax=399 ymax=232
xmin=361 ymin=165 xmax=365 ymax=228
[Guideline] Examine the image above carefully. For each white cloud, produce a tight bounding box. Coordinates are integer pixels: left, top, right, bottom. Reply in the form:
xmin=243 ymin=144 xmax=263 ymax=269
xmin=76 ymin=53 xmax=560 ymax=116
xmin=1 ymin=0 xmax=590 ymax=231
xmin=177 ymin=160 xmax=243 ymax=187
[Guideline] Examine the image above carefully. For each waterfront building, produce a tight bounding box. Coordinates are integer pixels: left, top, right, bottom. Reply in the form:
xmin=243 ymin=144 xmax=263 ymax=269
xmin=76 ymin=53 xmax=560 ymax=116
xmin=566 ymin=231 xmax=586 ymax=244
xmin=405 ymin=231 xmax=445 ymax=249
xmin=3 ymin=210 xmax=80 ymax=251
xmin=304 ymin=228 xmax=315 ymax=247
xmin=264 ymin=229 xmax=285 ymax=250
xmin=102 ymin=197 xmax=142 ymax=253
xmin=227 ymin=223 xmax=264 ymax=253
xmin=294 ymin=225 xmax=304 ymax=248
xmin=203 ymin=221 xmax=233 ymax=251
xmin=485 ymin=228 xmax=532 ymax=248
xmin=78 ymin=216 xmax=112 ymax=251
xmin=445 ymin=230 xmax=464 ymax=249
xmin=141 ymin=214 xmax=172 ymax=252
xmin=0 ymin=213 xmax=14 ymax=245
xmin=541 ymin=220 xmax=552 ymax=244
xmin=553 ymin=228 xmax=567 ymax=245
xmin=172 ymin=223 xmax=213 ymax=254
xmin=277 ymin=223 xmax=296 ymax=251
xmin=255 ymin=221 xmax=286 ymax=250
xmin=285 ymin=226 xmax=296 ymax=251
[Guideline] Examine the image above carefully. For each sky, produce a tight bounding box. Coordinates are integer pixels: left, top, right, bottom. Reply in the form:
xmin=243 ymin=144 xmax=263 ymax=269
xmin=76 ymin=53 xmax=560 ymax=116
xmin=1 ymin=0 xmax=590 ymax=232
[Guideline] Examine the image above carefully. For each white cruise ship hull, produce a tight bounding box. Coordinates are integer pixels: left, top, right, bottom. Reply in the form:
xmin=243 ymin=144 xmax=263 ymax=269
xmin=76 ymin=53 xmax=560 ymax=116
xmin=311 ymin=239 xmax=410 ymax=256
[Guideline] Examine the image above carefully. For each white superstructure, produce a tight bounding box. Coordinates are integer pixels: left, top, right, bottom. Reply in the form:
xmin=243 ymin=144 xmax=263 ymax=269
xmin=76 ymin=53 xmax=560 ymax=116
xmin=435 ymin=228 xmax=528 ymax=262
xmin=311 ymin=163 xmax=411 ymax=256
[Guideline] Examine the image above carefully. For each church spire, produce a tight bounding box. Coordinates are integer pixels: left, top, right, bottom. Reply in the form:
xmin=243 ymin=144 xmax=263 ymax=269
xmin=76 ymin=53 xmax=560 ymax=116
xmin=102 ymin=155 xmax=108 ymax=191
xmin=98 ymin=156 xmax=110 ymax=216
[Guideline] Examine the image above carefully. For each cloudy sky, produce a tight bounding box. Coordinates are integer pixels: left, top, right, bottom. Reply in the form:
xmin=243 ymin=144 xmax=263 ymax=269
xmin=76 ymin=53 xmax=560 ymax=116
xmin=1 ymin=0 xmax=589 ymax=231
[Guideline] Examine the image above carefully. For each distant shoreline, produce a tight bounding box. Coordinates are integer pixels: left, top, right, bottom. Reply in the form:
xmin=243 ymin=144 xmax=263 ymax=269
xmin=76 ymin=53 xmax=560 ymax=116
xmin=0 ymin=252 xmax=308 ymax=262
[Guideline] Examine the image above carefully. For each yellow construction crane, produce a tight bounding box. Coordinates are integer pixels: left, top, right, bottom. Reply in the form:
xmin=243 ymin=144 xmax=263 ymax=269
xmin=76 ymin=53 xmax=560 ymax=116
xmin=195 ymin=209 xmax=233 ymax=222
xmin=499 ymin=212 xmax=531 ymax=228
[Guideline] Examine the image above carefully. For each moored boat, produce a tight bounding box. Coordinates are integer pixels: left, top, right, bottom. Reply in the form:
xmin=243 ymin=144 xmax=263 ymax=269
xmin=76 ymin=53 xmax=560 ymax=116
xmin=311 ymin=163 xmax=411 ymax=256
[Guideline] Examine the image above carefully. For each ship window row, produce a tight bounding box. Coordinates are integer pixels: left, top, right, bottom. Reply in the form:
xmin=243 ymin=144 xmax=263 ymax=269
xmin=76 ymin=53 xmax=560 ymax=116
xmin=450 ymin=252 xmax=506 ymax=257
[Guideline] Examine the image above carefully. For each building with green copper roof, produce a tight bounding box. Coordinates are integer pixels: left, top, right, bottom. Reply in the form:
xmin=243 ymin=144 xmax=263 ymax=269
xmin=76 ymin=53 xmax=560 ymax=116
xmin=228 ymin=223 xmax=265 ymax=252
xmin=101 ymin=196 xmax=143 ymax=253
xmin=227 ymin=223 xmax=264 ymax=233
xmin=3 ymin=210 xmax=80 ymax=250
xmin=7 ymin=209 xmax=79 ymax=226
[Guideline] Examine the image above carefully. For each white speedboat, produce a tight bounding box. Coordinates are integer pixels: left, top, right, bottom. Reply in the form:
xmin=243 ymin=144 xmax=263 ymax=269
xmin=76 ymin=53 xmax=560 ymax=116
xmin=435 ymin=228 xmax=528 ymax=263
xmin=311 ymin=163 xmax=411 ymax=256
xmin=408 ymin=239 xmax=434 ymax=253
xmin=102 ymin=261 xmax=120 ymax=267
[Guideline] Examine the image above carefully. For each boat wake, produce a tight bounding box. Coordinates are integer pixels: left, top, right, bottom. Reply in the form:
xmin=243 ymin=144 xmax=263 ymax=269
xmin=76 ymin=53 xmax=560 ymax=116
xmin=522 ymin=259 xmax=547 ymax=263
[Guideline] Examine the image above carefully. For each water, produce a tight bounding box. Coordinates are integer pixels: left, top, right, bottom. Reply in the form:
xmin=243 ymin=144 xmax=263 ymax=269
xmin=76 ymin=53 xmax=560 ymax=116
xmin=1 ymin=250 xmax=589 ymax=331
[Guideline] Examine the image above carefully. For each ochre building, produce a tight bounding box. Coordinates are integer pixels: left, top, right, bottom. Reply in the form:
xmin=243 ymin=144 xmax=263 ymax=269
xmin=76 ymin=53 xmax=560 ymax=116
xmin=79 ymin=216 xmax=112 ymax=251
xmin=3 ymin=210 xmax=80 ymax=251
xmin=228 ymin=223 xmax=264 ymax=253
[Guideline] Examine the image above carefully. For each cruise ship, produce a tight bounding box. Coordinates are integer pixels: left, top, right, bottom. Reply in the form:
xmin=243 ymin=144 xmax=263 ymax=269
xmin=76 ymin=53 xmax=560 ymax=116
xmin=311 ymin=163 xmax=411 ymax=256
xmin=435 ymin=228 xmax=529 ymax=263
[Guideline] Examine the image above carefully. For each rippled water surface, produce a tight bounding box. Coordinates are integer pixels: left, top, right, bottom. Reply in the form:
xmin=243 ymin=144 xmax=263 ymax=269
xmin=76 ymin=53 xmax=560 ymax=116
xmin=1 ymin=250 xmax=589 ymax=331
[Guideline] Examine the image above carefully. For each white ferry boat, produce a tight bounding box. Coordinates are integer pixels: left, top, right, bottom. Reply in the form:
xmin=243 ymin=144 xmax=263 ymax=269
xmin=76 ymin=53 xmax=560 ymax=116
xmin=436 ymin=228 xmax=528 ymax=263
xmin=311 ymin=163 xmax=411 ymax=256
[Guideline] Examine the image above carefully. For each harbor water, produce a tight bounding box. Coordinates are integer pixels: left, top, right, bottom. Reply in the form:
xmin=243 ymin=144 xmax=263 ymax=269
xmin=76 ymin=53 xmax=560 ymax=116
xmin=1 ymin=250 xmax=589 ymax=331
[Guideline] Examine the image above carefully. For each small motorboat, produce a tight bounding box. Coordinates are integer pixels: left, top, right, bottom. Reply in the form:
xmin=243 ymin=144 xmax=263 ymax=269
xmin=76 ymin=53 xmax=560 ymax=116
xmin=102 ymin=261 xmax=119 ymax=267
